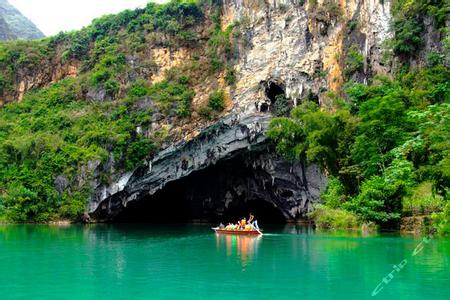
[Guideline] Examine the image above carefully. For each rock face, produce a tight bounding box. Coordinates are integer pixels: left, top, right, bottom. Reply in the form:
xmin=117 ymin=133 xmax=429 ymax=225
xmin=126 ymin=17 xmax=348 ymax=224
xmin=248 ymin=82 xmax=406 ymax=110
xmin=0 ymin=0 xmax=44 ymax=41
xmin=89 ymin=113 xmax=326 ymax=222
xmin=89 ymin=0 xmax=394 ymax=222
xmin=400 ymin=216 xmax=433 ymax=234
xmin=223 ymin=0 xmax=392 ymax=111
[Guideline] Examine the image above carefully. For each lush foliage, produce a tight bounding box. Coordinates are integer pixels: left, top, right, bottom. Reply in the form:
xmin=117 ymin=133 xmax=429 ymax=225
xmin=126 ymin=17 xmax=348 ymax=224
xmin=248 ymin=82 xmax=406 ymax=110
xmin=207 ymin=8 xmax=239 ymax=78
xmin=272 ymin=94 xmax=291 ymax=117
xmin=0 ymin=77 xmax=160 ymax=222
xmin=0 ymin=0 xmax=204 ymax=223
xmin=343 ymin=44 xmax=364 ymax=79
xmin=208 ymin=90 xmax=225 ymax=111
xmin=0 ymin=0 xmax=204 ymax=96
xmin=308 ymin=204 xmax=360 ymax=230
xmin=0 ymin=65 xmax=199 ymax=222
xmin=432 ymin=202 xmax=450 ymax=234
xmin=390 ymin=0 xmax=449 ymax=57
xmin=268 ymin=64 xmax=449 ymax=229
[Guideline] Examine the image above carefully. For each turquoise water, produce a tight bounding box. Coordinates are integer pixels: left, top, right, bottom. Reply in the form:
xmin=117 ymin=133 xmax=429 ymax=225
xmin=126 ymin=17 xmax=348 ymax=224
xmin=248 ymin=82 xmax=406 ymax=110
xmin=0 ymin=224 xmax=449 ymax=299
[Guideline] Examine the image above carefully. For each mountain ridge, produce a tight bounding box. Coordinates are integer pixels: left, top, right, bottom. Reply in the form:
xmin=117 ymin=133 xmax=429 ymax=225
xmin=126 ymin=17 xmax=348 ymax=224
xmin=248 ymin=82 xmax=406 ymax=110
xmin=0 ymin=0 xmax=44 ymax=41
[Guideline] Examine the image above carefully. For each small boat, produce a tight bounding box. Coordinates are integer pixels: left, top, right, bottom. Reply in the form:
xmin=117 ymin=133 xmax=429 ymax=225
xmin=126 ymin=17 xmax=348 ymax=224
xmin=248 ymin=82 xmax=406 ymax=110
xmin=212 ymin=227 xmax=263 ymax=235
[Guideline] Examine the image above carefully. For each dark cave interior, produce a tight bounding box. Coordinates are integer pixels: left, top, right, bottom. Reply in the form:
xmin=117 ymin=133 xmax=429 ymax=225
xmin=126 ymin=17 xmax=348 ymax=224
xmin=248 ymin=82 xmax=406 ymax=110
xmin=114 ymin=153 xmax=287 ymax=224
xmin=265 ymin=81 xmax=285 ymax=103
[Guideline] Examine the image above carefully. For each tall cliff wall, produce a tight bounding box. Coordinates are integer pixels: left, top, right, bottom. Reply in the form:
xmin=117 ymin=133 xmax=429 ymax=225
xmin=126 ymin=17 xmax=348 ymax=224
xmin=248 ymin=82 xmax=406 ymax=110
xmin=1 ymin=0 xmax=394 ymax=108
xmin=220 ymin=0 xmax=392 ymax=112
xmin=88 ymin=0 xmax=394 ymax=221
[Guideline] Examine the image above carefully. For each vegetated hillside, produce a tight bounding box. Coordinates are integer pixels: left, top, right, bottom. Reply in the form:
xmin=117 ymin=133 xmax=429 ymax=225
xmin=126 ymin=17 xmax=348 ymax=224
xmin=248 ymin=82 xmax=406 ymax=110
xmin=0 ymin=0 xmax=236 ymax=222
xmin=0 ymin=0 xmax=44 ymax=41
xmin=0 ymin=0 xmax=448 ymax=233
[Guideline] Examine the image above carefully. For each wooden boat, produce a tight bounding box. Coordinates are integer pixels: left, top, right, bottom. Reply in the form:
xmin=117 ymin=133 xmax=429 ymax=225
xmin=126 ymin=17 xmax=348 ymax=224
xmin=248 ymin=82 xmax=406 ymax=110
xmin=212 ymin=227 xmax=263 ymax=235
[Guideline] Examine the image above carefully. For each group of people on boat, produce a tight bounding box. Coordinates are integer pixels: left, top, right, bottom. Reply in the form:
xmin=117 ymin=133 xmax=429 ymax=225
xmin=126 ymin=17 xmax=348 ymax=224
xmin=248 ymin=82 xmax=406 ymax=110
xmin=219 ymin=213 xmax=259 ymax=231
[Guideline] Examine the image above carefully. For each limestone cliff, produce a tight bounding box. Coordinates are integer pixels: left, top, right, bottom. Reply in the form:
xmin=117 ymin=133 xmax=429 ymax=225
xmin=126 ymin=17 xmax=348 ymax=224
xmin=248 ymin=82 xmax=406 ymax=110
xmin=220 ymin=0 xmax=392 ymax=111
xmin=88 ymin=0 xmax=394 ymax=222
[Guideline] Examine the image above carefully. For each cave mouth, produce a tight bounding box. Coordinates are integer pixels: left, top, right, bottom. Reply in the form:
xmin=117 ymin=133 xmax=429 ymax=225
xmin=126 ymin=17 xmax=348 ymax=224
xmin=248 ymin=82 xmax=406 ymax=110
xmin=264 ymin=80 xmax=285 ymax=104
xmin=114 ymin=152 xmax=287 ymax=224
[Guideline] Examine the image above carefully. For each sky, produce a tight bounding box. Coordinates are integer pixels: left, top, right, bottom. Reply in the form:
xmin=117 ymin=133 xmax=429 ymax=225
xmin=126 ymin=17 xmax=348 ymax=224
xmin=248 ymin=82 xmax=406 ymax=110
xmin=9 ymin=0 xmax=168 ymax=36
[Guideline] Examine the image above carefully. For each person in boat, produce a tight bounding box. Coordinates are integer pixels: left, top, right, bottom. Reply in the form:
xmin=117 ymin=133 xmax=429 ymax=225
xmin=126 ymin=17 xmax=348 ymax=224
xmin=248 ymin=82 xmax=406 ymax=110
xmin=227 ymin=222 xmax=239 ymax=230
xmin=252 ymin=220 xmax=259 ymax=230
xmin=248 ymin=213 xmax=259 ymax=230
xmin=248 ymin=213 xmax=254 ymax=224
xmin=239 ymin=217 xmax=247 ymax=230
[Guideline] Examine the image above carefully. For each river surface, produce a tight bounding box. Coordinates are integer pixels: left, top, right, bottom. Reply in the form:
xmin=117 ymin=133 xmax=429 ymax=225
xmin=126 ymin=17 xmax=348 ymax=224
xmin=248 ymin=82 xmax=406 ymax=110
xmin=0 ymin=224 xmax=449 ymax=299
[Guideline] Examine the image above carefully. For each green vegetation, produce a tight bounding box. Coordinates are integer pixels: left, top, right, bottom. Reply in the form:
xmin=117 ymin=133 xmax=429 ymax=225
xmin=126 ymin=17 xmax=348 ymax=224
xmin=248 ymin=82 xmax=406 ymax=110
xmin=390 ymin=0 xmax=449 ymax=58
xmin=0 ymin=67 xmax=197 ymax=222
xmin=198 ymin=106 xmax=213 ymax=119
xmin=432 ymin=202 xmax=450 ymax=234
xmin=0 ymin=77 xmax=155 ymax=222
xmin=309 ymin=204 xmax=360 ymax=230
xmin=268 ymin=64 xmax=449 ymax=232
xmin=403 ymin=181 xmax=445 ymax=215
xmin=0 ymin=0 xmax=207 ymax=223
xmin=208 ymin=90 xmax=225 ymax=111
xmin=199 ymin=89 xmax=226 ymax=119
xmin=0 ymin=39 xmax=53 ymax=95
xmin=343 ymin=44 xmax=364 ymax=79
xmin=346 ymin=19 xmax=358 ymax=32
xmin=309 ymin=0 xmax=342 ymax=22
xmin=0 ymin=0 xmax=204 ymax=96
xmin=207 ymin=8 xmax=239 ymax=80
xmin=225 ymin=66 xmax=236 ymax=85
xmin=272 ymin=94 xmax=291 ymax=117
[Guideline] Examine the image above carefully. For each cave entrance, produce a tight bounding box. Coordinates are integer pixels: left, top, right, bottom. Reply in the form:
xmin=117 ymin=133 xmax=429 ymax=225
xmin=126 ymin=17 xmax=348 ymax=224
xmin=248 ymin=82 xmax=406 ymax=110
xmin=264 ymin=80 xmax=285 ymax=104
xmin=113 ymin=152 xmax=287 ymax=224
xmin=220 ymin=200 xmax=286 ymax=224
xmin=113 ymin=180 xmax=190 ymax=223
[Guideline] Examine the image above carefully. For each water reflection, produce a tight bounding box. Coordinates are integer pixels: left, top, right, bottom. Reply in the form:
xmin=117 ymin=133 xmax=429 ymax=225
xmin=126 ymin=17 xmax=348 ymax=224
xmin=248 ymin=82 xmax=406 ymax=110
xmin=268 ymin=223 xmax=380 ymax=238
xmin=215 ymin=234 xmax=262 ymax=266
xmin=279 ymin=224 xmax=315 ymax=235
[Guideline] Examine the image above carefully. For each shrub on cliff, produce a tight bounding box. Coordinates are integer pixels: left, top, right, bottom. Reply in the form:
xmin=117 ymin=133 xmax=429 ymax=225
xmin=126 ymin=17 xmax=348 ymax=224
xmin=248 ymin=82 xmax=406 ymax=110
xmin=272 ymin=94 xmax=291 ymax=117
xmin=391 ymin=18 xmax=424 ymax=57
xmin=268 ymin=101 xmax=357 ymax=175
xmin=208 ymin=90 xmax=225 ymax=111
xmin=225 ymin=66 xmax=236 ymax=85
xmin=390 ymin=0 xmax=449 ymax=58
xmin=343 ymin=44 xmax=364 ymax=79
